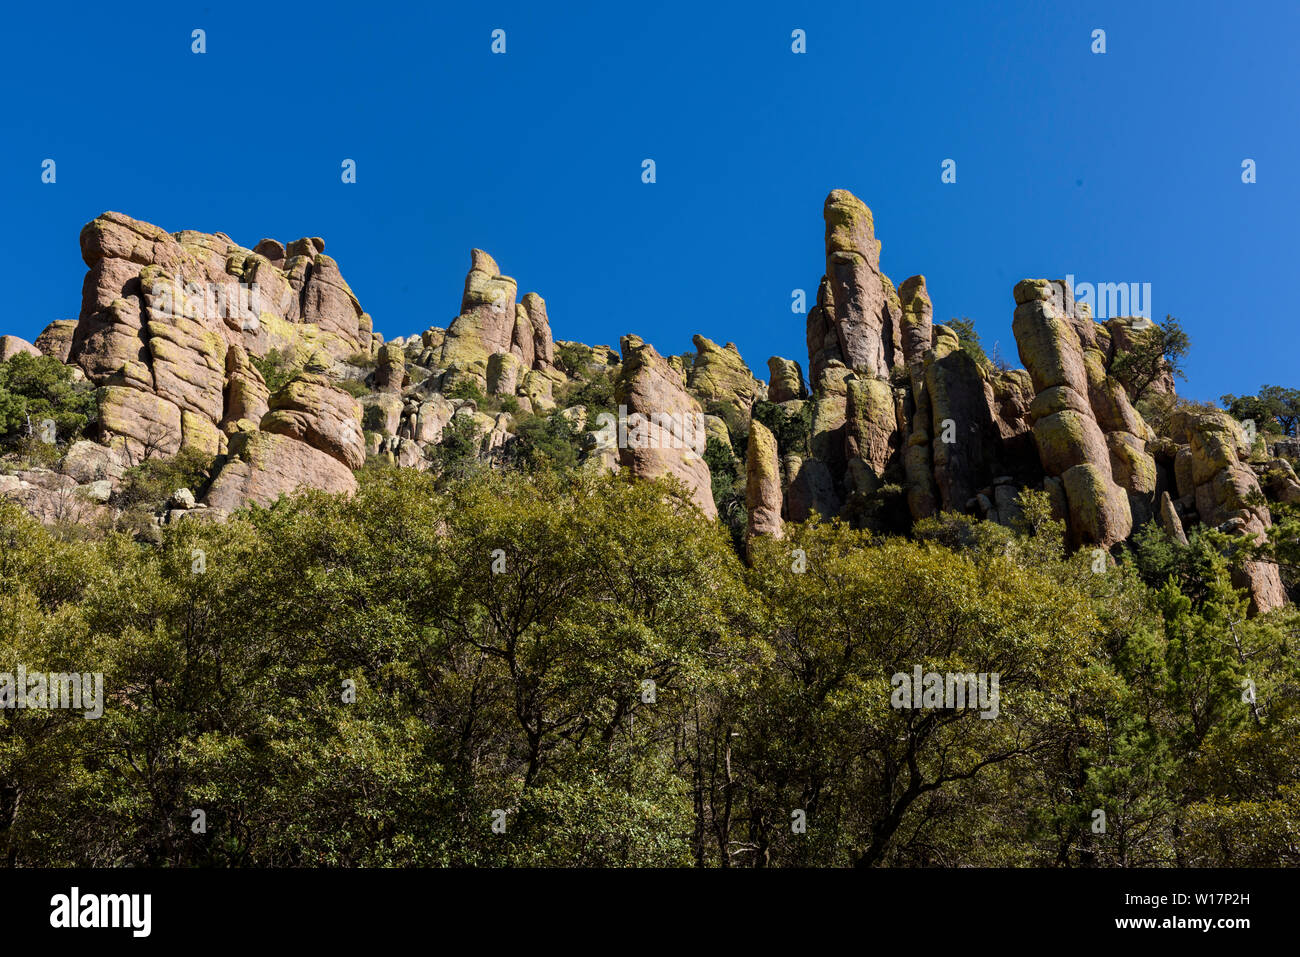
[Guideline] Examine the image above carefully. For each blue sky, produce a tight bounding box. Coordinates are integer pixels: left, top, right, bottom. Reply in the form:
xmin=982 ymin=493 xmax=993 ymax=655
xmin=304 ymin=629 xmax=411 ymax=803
xmin=2 ymin=0 xmax=1296 ymax=403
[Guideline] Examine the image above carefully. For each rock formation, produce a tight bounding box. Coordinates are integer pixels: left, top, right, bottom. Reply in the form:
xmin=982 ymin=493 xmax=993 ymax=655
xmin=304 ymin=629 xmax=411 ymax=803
xmin=2 ymin=197 xmax=1293 ymax=615
xmin=203 ymin=430 xmax=357 ymax=512
xmin=1013 ymin=279 xmax=1136 ymax=547
xmin=1167 ymin=407 xmax=1285 ymax=613
xmin=745 ymin=419 xmax=783 ymax=544
xmin=766 ymin=357 xmax=806 ymax=403
xmin=0 ymin=336 xmax=41 ymax=361
xmin=62 ymin=211 xmax=375 ymax=466
xmin=807 ymin=190 xmax=900 ymax=383
xmin=33 ymin=321 xmax=78 ymax=362
xmin=686 ymin=335 xmax=765 ymax=423
xmin=615 ymin=335 xmax=717 ymax=519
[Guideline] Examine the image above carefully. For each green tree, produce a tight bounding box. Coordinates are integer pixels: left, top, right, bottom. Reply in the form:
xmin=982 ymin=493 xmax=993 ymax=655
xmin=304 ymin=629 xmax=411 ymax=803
xmin=947 ymin=318 xmax=990 ymax=369
xmin=248 ymin=348 xmax=298 ymax=394
xmin=1109 ymin=315 xmax=1189 ymax=403
xmin=0 ymin=353 xmax=99 ymax=444
xmin=1221 ymin=385 xmax=1300 ymax=437
xmin=503 ymin=411 xmax=580 ymax=473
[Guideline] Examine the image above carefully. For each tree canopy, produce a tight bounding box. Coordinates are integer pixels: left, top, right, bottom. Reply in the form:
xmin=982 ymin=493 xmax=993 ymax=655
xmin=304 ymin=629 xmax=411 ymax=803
xmin=3 ymin=469 xmax=1297 ymax=867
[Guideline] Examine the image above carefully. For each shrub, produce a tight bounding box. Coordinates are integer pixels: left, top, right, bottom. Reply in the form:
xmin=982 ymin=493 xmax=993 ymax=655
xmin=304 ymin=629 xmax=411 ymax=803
xmin=249 ymin=348 xmax=298 ymax=394
xmin=447 ymin=378 xmax=488 ymax=406
xmin=556 ymin=342 xmax=593 ymax=376
xmin=0 ymin=353 xmax=99 ymax=446
xmin=564 ymin=368 xmax=616 ymax=417
xmin=361 ymin=403 xmax=390 ymax=433
xmin=346 ymin=351 xmax=378 ymax=370
xmin=431 ymin=414 xmax=483 ymax=479
xmin=504 ymin=412 xmax=580 ymax=473
xmin=948 ymin=318 xmax=992 ymax=371
xmin=704 ymin=400 xmax=748 ymax=454
xmin=751 ymin=399 xmax=812 ymax=457
xmin=115 ymin=446 xmax=216 ymax=512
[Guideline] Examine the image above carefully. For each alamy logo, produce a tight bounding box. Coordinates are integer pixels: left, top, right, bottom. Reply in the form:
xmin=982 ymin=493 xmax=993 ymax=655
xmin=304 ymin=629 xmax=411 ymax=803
xmin=49 ymin=887 xmax=151 ymax=937
xmin=0 ymin=667 xmax=103 ymax=719
xmin=149 ymin=278 xmax=263 ymax=330
xmin=1065 ymin=274 xmax=1151 ymax=320
xmin=593 ymin=405 xmax=706 ymax=458
xmin=890 ymin=666 xmax=1000 ymax=719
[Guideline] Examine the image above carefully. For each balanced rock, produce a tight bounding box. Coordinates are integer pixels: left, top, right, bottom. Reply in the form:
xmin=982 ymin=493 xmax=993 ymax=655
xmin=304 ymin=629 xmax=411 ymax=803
xmin=767 ymin=357 xmax=807 ymax=402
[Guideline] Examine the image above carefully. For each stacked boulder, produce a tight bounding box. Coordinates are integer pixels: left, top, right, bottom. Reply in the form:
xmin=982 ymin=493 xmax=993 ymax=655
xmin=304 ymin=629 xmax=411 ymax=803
xmin=614 ymin=335 xmax=717 ymax=519
xmin=437 ymin=250 xmax=560 ymax=401
xmin=203 ymin=356 xmax=364 ymax=511
xmin=806 ymin=190 xmax=901 ymax=383
xmin=1167 ymin=408 xmax=1286 ymax=613
xmin=45 ymin=211 xmax=375 ymax=481
xmin=1012 ymin=278 xmax=1150 ymax=547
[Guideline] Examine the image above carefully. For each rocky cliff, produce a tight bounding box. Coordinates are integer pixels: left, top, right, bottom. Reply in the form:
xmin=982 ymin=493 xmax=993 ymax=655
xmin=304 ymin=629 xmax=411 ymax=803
xmin=2 ymin=195 xmax=1292 ymax=614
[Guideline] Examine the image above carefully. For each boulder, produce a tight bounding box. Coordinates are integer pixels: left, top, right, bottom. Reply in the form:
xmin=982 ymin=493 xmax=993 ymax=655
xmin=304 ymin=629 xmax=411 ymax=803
xmin=33 ymin=321 xmax=78 ymax=362
xmin=1261 ymin=458 xmax=1300 ymax=504
xmin=845 ymin=376 xmax=898 ymax=479
xmin=1158 ymin=491 xmax=1188 ymax=545
xmin=0 ymin=469 xmax=109 ymax=525
xmin=98 ymin=386 xmax=183 ymax=461
xmin=1060 ymin=463 xmax=1132 ymax=548
xmin=614 ymin=335 xmax=717 ymax=519
xmin=403 ymin=395 xmax=456 ymax=444
xmin=202 ymin=430 xmax=357 ymax=511
xmin=687 ymin=335 xmax=764 ymax=422
xmin=361 ymin=393 xmax=404 ymax=436
xmin=60 ymin=440 xmax=125 ymax=484
xmin=745 ymin=420 xmax=783 ymax=543
xmin=1 ymin=336 xmax=41 ymax=361
xmin=168 ymin=487 xmax=197 ymax=510
xmin=766 ymin=356 xmax=807 ymax=402
xmin=374 ymin=341 xmax=407 ymax=393
xmin=487 ymin=351 xmax=523 ymax=396
xmin=260 ymin=370 xmax=366 ymax=470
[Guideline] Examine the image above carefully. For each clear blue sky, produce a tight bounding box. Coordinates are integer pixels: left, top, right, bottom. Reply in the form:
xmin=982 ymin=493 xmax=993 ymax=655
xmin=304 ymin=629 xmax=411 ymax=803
xmin=2 ymin=0 xmax=1296 ymax=403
